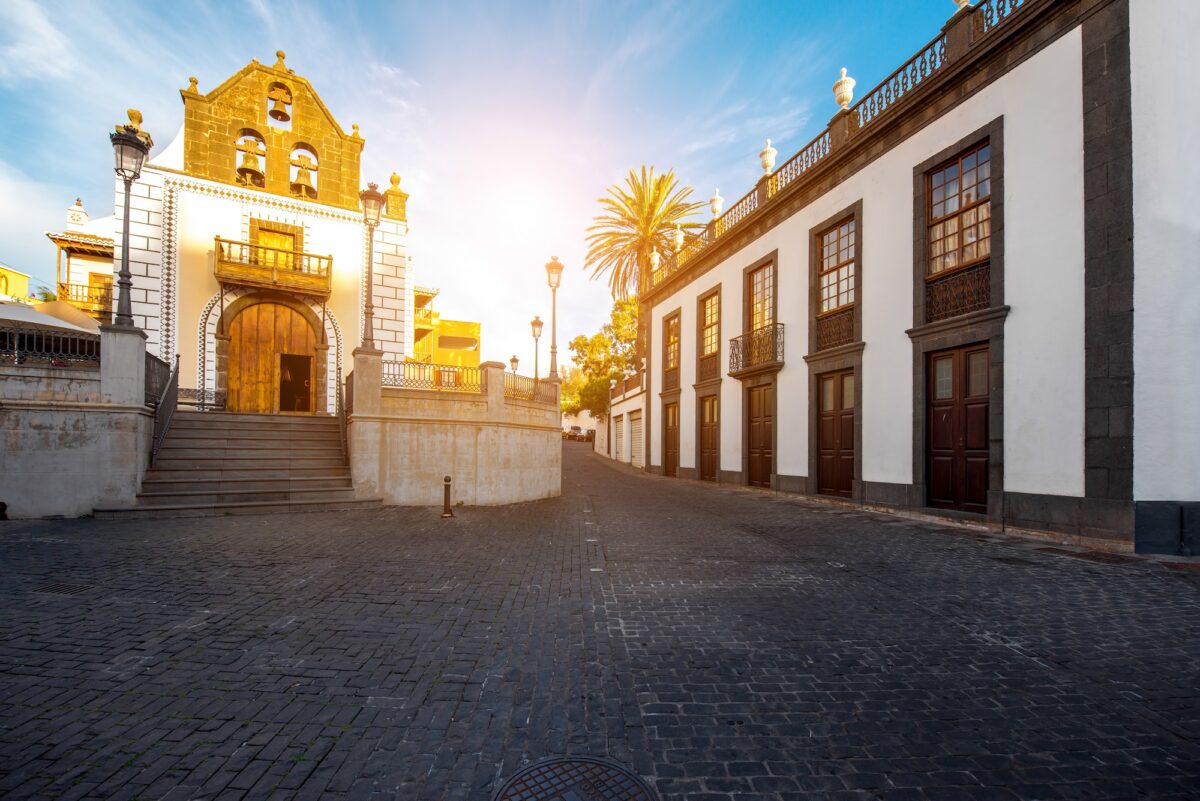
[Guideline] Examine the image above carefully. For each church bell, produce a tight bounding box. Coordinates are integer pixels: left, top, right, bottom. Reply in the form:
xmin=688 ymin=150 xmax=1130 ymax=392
xmin=290 ymin=168 xmax=316 ymax=199
xmin=269 ymin=97 xmax=291 ymax=123
xmin=236 ymin=151 xmax=265 ymax=187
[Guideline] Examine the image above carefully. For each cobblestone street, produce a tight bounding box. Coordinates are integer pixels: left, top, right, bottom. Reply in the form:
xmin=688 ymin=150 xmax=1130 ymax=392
xmin=2 ymin=443 xmax=1198 ymax=800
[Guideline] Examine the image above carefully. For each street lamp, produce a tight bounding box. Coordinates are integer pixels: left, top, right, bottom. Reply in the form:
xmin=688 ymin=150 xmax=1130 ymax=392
xmin=510 ymin=355 xmax=519 ymax=374
xmin=109 ymin=117 xmax=152 ymax=328
xmin=358 ymin=182 xmax=387 ymax=349
xmin=531 ymin=315 xmax=543 ymax=380
xmin=545 ymin=256 xmax=563 ymax=379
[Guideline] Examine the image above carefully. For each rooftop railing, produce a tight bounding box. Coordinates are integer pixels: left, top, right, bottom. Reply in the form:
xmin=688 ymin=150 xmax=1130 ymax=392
xmin=649 ymin=0 xmax=1030 ymax=291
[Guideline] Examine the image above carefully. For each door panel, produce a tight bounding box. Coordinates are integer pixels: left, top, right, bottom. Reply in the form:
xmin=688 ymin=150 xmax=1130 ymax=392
xmin=664 ymin=402 xmax=679 ymax=478
xmin=818 ymin=369 xmax=855 ymax=497
xmin=926 ymin=345 xmax=990 ymax=513
xmin=748 ymin=384 xmax=773 ymax=487
xmin=699 ymin=396 xmax=718 ymax=481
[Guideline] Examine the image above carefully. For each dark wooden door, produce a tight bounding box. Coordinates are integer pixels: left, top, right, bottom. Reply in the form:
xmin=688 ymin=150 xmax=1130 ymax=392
xmin=663 ymin=402 xmax=679 ymax=478
xmin=747 ymin=383 xmax=773 ymax=487
xmin=927 ymin=345 xmax=989 ymax=512
xmin=818 ymin=369 xmax=855 ymax=497
xmin=699 ymin=395 xmax=719 ymax=481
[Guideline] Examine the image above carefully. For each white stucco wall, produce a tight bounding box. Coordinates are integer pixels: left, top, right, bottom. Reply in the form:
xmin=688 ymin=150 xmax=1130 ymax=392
xmin=648 ymin=28 xmax=1087 ymax=494
xmin=1130 ymin=0 xmax=1200 ymax=502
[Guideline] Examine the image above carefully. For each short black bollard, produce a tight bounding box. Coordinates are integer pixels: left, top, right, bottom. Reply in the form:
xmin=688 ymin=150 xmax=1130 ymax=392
xmin=441 ymin=476 xmax=454 ymax=518
xmin=0 ymin=502 xmax=7 ymax=520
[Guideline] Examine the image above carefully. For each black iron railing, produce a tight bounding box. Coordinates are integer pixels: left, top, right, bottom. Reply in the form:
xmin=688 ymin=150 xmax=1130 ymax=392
xmin=337 ymin=366 xmax=348 ymax=465
xmin=150 ymin=355 xmax=180 ymax=465
xmin=729 ymin=324 xmax=785 ymax=375
xmin=504 ymin=373 xmax=558 ymax=405
xmin=145 ymin=352 xmax=171 ymax=405
xmin=382 ymin=360 xmax=482 ymax=392
xmin=178 ymin=388 xmax=227 ymax=410
xmin=0 ymin=325 xmax=101 ymax=367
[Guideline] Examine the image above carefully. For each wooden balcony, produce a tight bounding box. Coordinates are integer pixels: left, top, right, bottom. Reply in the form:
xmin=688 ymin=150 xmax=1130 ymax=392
xmin=214 ymin=237 xmax=332 ymax=298
xmin=728 ymin=323 xmax=785 ymax=379
xmin=58 ymin=282 xmax=112 ymax=320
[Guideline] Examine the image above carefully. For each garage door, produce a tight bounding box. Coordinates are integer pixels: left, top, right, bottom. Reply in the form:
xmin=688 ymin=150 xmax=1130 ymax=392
xmin=614 ymin=415 xmax=624 ymax=462
xmin=630 ymin=410 xmax=643 ymax=469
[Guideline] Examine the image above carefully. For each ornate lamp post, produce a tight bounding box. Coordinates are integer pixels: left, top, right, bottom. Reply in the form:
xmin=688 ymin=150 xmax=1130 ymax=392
xmin=544 ymin=256 xmax=563 ymax=379
xmin=510 ymin=355 xmax=519 ymax=374
xmin=531 ymin=315 xmax=543 ymax=381
xmin=109 ymin=116 xmax=152 ymax=328
xmin=358 ymin=182 xmax=386 ymax=349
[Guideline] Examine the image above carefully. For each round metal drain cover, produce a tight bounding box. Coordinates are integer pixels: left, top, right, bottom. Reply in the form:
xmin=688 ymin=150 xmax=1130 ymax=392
xmin=494 ymin=756 xmax=658 ymax=801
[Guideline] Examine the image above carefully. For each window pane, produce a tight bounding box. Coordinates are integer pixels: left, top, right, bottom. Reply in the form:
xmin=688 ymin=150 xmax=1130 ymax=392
xmin=842 ymin=374 xmax=855 ymax=409
xmin=969 ymin=351 xmax=988 ymax=396
xmin=934 ymin=357 xmax=953 ymax=399
xmin=822 ymin=377 xmax=835 ymax=411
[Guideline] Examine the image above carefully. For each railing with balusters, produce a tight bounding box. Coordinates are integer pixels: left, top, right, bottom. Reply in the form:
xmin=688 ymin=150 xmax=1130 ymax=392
xmin=648 ymin=0 xmax=1032 ymax=292
xmin=382 ymin=360 xmax=482 ymax=392
xmin=214 ymin=236 xmax=332 ymax=297
xmin=0 ymin=325 xmax=101 ymax=367
xmin=503 ymin=372 xmax=558 ymax=405
xmin=57 ymin=282 xmax=112 ymax=317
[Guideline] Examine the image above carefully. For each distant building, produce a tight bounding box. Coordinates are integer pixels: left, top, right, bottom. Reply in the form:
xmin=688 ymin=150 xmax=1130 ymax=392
xmin=411 ymin=285 xmax=481 ymax=367
xmin=0 ymin=263 xmax=31 ymax=302
xmin=46 ymin=199 xmax=115 ymax=320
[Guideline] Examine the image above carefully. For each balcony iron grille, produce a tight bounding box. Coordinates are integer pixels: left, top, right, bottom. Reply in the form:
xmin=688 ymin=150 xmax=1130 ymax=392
xmin=729 ymin=323 xmax=784 ymax=376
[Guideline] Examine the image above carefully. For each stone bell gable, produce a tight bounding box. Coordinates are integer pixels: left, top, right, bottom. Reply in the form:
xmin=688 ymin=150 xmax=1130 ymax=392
xmin=179 ymin=50 xmax=364 ymax=212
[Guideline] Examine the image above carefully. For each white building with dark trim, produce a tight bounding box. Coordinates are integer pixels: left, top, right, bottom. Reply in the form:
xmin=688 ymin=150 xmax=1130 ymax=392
xmin=606 ymin=0 xmax=1198 ymax=555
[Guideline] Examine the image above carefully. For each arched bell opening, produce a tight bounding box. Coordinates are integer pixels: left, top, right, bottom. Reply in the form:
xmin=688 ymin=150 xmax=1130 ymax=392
xmin=234 ymin=129 xmax=266 ymax=188
xmin=289 ymin=143 xmax=318 ymax=200
xmin=266 ymin=81 xmax=293 ymax=130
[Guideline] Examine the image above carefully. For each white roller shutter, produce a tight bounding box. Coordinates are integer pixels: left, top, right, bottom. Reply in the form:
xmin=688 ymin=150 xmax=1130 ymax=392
xmin=630 ymin=411 xmax=644 ymax=468
xmin=614 ymin=415 xmax=624 ymax=462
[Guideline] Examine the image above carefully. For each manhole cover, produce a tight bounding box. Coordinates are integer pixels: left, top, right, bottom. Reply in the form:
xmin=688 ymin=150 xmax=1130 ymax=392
xmin=494 ymin=756 xmax=658 ymax=801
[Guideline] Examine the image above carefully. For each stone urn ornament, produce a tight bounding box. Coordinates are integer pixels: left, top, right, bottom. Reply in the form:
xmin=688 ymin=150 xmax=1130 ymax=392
xmin=833 ymin=67 xmax=856 ymax=110
xmin=710 ymin=187 xmax=724 ymax=217
xmin=759 ymin=139 xmax=777 ymax=174
xmin=673 ymin=223 xmax=684 ymax=252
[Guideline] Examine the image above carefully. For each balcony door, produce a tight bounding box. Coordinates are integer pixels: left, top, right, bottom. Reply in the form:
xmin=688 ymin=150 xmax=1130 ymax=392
xmin=227 ymin=300 xmax=317 ymax=414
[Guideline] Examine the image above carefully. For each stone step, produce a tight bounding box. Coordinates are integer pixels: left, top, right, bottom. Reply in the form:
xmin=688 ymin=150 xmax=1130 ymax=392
xmin=155 ymin=444 xmax=344 ymax=459
xmin=93 ymin=496 xmax=383 ymax=520
xmin=144 ymin=466 xmax=352 ymax=481
xmin=172 ymin=411 xmax=339 ymax=426
xmin=134 ymin=486 xmax=360 ymax=506
xmin=140 ymin=475 xmax=353 ymax=493
xmin=152 ymin=455 xmax=347 ymax=470
xmin=163 ymin=427 xmax=342 ymax=441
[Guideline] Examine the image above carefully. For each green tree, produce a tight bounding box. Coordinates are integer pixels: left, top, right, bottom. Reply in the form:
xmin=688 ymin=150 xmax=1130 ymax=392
xmin=32 ymin=285 xmax=57 ymax=302
xmin=565 ymin=299 xmax=643 ymax=421
xmin=585 ymin=166 xmax=705 ymax=299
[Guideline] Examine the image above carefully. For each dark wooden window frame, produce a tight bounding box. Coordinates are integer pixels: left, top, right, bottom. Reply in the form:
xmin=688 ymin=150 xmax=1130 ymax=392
xmin=925 ymin=141 xmax=994 ymax=280
xmin=250 ymin=218 xmax=305 ymax=254
xmin=743 ymin=252 xmax=778 ymax=334
xmin=808 ymin=201 xmax=863 ymax=355
xmin=908 ymin=116 xmax=1007 ymax=522
xmin=696 ymin=284 xmax=722 ymax=387
xmin=662 ymin=309 xmax=682 ymax=392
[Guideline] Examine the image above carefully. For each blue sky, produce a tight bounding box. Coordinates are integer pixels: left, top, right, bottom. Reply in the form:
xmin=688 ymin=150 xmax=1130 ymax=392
xmin=0 ymin=0 xmax=952 ymax=368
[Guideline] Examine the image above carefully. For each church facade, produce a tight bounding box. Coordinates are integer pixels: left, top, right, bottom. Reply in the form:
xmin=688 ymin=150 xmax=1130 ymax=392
xmin=114 ymin=51 xmax=410 ymax=415
xmin=619 ymin=0 xmax=1197 ymax=554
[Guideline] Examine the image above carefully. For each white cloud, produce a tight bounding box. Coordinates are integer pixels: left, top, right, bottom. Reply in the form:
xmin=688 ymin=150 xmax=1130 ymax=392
xmin=0 ymin=0 xmax=79 ymax=82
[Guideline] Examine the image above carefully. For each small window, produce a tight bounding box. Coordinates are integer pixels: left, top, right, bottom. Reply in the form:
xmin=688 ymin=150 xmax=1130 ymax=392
xmin=928 ymin=143 xmax=991 ymax=277
xmin=821 ymin=376 xmax=836 ymax=412
xmin=968 ymin=351 xmax=988 ymax=397
xmin=749 ymin=262 xmax=774 ymax=331
xmin=818 ymin=218 xmax=856 ymax=314
xmin=841 ymin=374 xmax=855 ymax=410
xmin=700 ymin=292 xmax=719 ymax=357
xmin=665 ymin=314 xmax=680 ymax=370
xmin=934 ymin=357 xmax=953 ymax=399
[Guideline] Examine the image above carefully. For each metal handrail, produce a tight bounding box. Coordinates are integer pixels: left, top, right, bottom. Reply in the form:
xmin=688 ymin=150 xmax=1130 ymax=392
xmin=337 ymin=366 xmax=348 ymax=466
xmin=150 ymin=354 xmax=180 ymax=465
xmin=382 ymin=360 xmax=483 ymax=392
xmin=0 ymin=325 xmax=101 ymax=367
xmin=145 ymin=352 xmax=171 ymax=406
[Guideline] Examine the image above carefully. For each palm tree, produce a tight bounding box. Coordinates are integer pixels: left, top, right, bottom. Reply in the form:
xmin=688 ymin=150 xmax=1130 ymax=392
xmin=585 ymin=166 xmax=705 ymax=300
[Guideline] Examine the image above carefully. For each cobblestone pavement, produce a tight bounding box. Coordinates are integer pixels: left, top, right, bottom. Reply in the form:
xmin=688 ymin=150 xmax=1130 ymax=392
xmin=2 ymin=443 xmax=1199 ymax=801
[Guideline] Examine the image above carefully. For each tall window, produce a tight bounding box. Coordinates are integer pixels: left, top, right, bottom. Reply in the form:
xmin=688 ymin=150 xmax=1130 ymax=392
xmin=928 ymin=142 xmax=991 ymax=276
xmin=749 ymin=262 xmax=774 ymax=331
xmin=665 ymin=314 xmax=680 ymax=370
xmin=819 ymin=219 xmax=856 ymax=313
xmin=700 ymin=293 xmax=719 ymax=357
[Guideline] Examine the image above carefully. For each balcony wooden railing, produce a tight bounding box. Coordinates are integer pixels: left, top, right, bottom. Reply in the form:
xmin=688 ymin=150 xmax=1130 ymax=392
xmin=58 ymin=282 xmax=112 ymax=319
xmin=610 ymin=373 xmax=644 ymax=399
xmin=414 ymin=307 xmax=435 ymax=327
xmin=729 ymin=324 xmax=784 ymax=378
xmin=645 ymin=0 xmax=1031 ymax=292
xmin=214 ymin=237 xmax=332 ymax=298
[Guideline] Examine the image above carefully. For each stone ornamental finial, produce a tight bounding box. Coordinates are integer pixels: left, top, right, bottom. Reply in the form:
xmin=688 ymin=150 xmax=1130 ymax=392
xmin=759 ymin=138 xmax=777 ymax=174
xmin=673 ymin=223 xmax=684 ymax=252
xmin=710 ymin=187 xmax=724 ymax=218
xmin=649 ymin=249 xmax=661 ymax=272
xmin=390 ymin=172 xmax=401 ymax=189
xmin=187 ymin=76 xmax=198 ymax=92
xmin=274 ymin=50 xmax=287 ymax=69
xmin=833 ymin=67 xmax=856 ymax=110
xmin=953 ymin=0 xmax=972 ymax=10
xmin=352 ymin=123 xmax=361 ymax=138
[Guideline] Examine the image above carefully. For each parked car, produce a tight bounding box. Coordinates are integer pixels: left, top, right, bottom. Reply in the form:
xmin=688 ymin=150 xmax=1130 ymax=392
xmin=565 ymin=425 xmax=584 ymax=441
xmin=585 ymin=429 xmax=595 ymax=442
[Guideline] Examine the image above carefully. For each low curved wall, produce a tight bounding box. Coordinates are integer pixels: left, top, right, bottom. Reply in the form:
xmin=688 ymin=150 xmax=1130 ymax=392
xmin=348 ymin=358 xmax=561 ymax=506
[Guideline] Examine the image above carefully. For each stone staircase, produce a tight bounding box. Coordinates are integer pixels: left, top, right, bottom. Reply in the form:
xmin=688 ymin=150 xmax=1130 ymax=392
xmin=94 ymin=411 xmax=381 ymax=519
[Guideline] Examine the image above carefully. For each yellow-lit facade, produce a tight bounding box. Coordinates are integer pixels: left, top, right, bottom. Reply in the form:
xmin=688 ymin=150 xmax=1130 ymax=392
xmin=411 ymin=286 xmax=481 ymax=368
xmin=0 ymin=263 xmax=31 ymax=302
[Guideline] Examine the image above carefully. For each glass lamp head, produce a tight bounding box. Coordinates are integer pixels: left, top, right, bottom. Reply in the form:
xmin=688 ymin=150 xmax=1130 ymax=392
xmin=359 ymin=182 xmax=386 ymax=226
xmin=531 ymin=315 xmax=543 ymax=339
xmin=110 ymin=126 xmax=149 ymax=182
xmin=545 ymin=256 xmax=564 ymax=289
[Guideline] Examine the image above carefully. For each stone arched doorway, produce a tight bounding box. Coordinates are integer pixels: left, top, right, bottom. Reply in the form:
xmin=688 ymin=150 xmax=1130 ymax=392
xmin=218 ymin=294 xmax=327 ymax=414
